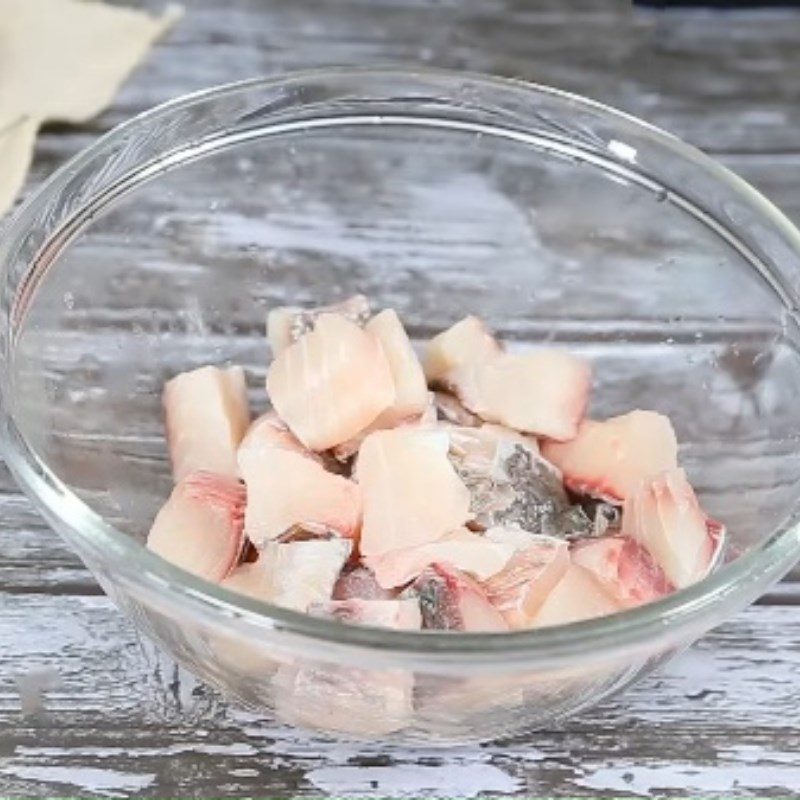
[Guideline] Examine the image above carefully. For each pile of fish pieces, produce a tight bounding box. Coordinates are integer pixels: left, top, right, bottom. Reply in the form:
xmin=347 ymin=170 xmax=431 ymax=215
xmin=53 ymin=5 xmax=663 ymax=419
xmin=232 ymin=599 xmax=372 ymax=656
xmin=148 ymin=295 xmax=725 ymax=634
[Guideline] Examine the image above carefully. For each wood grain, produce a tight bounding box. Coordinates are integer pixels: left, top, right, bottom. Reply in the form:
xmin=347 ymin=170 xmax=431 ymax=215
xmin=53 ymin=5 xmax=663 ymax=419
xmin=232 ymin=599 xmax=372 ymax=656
xmin=31 ymin=0 xmax=800 ymax=156
xmin=2 ymin=595 xmax=800 ymax=798
xmin=3 ymin=1 xmax=800 ymax=797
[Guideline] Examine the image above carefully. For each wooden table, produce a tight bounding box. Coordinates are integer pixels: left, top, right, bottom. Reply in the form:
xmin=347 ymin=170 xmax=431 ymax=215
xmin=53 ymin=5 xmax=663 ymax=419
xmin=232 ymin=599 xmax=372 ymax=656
xmin=3 ymin=1 xmax=800 ymax=797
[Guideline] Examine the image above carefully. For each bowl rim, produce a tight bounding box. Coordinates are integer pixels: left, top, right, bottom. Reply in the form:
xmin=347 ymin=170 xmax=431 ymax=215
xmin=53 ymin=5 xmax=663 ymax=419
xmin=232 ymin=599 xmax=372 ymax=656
xmin=3 ymin=65 xmax=800 ymax=666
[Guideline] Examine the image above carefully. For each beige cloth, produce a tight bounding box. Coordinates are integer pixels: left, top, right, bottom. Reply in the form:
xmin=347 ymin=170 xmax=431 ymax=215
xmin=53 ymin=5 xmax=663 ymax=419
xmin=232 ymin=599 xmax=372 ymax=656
xmin=0 ymin=0 xmax=181 ymax=215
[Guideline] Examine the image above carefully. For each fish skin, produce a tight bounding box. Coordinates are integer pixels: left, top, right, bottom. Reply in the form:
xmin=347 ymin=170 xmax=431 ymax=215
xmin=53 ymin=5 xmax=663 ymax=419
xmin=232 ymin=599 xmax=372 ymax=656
xmin=164 ymin=365 xmax=250 ymax=481
xmin=434 ymin=390 xmax=483 ymax=427
xmin=448 ymin=427 xmax=590 ymax=539
xmin=332 ymin=565 xmax=398 ymax=601
xmin=413 ymin=563 xmax=509 ymax=632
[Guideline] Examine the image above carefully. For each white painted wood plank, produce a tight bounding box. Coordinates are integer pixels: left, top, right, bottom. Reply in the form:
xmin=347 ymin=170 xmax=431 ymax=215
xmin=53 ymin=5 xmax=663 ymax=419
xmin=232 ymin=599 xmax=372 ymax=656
xmin=52 ymin=1 xmax=800 ymax=155
xmin=1 ymin=594 xmax=800 ymax=797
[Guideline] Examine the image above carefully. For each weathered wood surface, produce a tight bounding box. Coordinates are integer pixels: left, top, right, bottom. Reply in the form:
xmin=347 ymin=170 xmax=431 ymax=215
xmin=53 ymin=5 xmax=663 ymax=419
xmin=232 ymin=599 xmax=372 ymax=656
xmin=3 ymin=0 xmax=800 ymax=797
xmin=2 ymin=596 xmax=800 ymax=799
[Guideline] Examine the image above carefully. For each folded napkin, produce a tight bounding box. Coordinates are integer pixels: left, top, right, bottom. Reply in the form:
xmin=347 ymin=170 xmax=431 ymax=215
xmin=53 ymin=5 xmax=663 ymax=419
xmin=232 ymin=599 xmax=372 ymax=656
xmin=0 ymin=0 xmax=181 ymax=214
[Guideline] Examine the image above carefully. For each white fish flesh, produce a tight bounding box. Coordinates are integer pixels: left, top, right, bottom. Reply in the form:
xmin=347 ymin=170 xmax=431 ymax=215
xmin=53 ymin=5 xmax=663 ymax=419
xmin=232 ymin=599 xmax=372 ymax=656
xmin=164 ymin=365 xmax=250 ymax=481
xmin=266 ymin=313 xmax=395 ymax=451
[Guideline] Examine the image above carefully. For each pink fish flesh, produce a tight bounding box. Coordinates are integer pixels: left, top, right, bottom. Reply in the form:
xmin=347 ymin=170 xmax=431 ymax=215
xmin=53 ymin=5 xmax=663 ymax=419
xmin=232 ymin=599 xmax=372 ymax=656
xmin=542 ymin=410 xmax=678 ymax=501
xmin=147 ymin=471 xmax=245 ymax=582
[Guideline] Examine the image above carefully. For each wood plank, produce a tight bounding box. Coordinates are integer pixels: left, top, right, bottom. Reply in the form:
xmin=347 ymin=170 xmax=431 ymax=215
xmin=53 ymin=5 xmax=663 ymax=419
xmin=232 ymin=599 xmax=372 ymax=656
xmin=17 ymin=0 xmax=800 ymax=173
xmin=1 ymin=594 xmax=800 ymax=797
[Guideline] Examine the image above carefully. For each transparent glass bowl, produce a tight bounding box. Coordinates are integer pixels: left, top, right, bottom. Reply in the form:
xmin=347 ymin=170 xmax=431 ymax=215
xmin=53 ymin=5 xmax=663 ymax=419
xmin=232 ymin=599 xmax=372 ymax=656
xmin=2 ymin=68 xmax=800 ymax=743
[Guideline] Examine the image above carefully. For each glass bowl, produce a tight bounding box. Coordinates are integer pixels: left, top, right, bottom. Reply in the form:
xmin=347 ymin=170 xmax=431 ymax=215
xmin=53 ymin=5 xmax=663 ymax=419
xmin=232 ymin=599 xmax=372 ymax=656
xmin=2 ymin=68 xmax=800 ymax=744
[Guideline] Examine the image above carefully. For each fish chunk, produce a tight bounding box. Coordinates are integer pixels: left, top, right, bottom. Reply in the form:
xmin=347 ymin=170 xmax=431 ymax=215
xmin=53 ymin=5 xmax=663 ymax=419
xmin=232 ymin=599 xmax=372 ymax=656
xmin=260 ymin=538 xmax=352 ymax=612
xmin=450 ymin=350 xmax=591 ymax=441
xmin=330 ymin=391 xmax=438 ymax=463
xmin=239 ymin=444 xmax=361 ymax=546
xmin=531 ymin=564 xmax=621 ymax=628
xmin=164 ymin=365 xmax=250 ymax=481
xmin=571 ymin=536 xmax=673 ymax=608
xmin=424 ymin=315 xmax=502 ymax=385
xmin=365 ymin=527 xmax=520 ymax=589
xmin=220 ymin=557 xmax=274 ymax=602
xmin=483 ymin=531 xmax=570 ymax=628
xmin=238 ymin=412 xmax=316 ymax=461
xmin=147 ymin=472 xmax=245 ymax=581
xmin=355 ymin=427 xmax=471 ymax=557
xmin=541 ymin=410 xmax=678 ymax=501
xmin=366 ymin=308 xmax=429 ymax=424
xmin=332 ymin=565 xmax=398 ymax=601
xmin=267 ymin=313 xmax=395 ymax=451
xmin=309 ymin=598 xmax=422 ymax=630
xmin=448 ymin=426 xmax=590 ymax=537
xmin=621 ymin=468 xmax=723 ymax=589
xmin=267 ymin=294 xmax=372 ymax=356
xmin=413 ymin=563 xmax=509 ymax=632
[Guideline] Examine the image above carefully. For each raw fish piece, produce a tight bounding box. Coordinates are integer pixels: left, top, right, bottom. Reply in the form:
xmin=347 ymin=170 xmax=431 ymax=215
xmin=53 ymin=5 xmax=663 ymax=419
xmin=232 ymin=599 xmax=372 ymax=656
xmin=449 ymin=350 xmax=591 ymax=441
xmin=164 ymin=365 xmax=250 ymax=481
xmin=541 ymin=410 xmax=678 ymax=501
xmin=260 ymin=538 xmax=352 ymax=612
xmin=220 ymin=557 xmax=273 ymax=602
xmin=267 ymin=314 xmax=395 ymax=451
xmin=621 ymin=468 xmax=723 ymax=589
xmin=356 ymin=427 xmax=471 ymax=557
xmin=238 ymin=412 xmax=316 ymax=460
xmin=267 ymin=294 xmax=372 ymax=356
xmin=531 ymin=564 xmax=621 ymax=628
xmin=147 ymin=472 xmax=245 ymax=581
xmin=332 ymin=565 xmax=398 ymax=601
xmin=366 ymin=308 xmax=429 ymax=424
xmin=274 ymin=661 xmax=414 ymax=736
xmin=239 ymin=444 xmax=361 ymax=546
xmin=413 ymin=563 xmax=509 ymax=631
xmin=448 ymin=427 xmax=590 ymax=537
xmin=330 ymin=391 xmax=437 ymax=462
xmin=483 ymin=531 xmax=570 ymax=628
xmin=423 ymin=316 xmax=502 ymax=385
xmin=571 ymin=536 xmax=673 ymax=608
xmin=434 ymin=391 xmax=482 ymax=427
xmin=309 ymin=598 xmax=422 ymax=630
xmin=365 ymin=527 xmax=521 ymax=589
